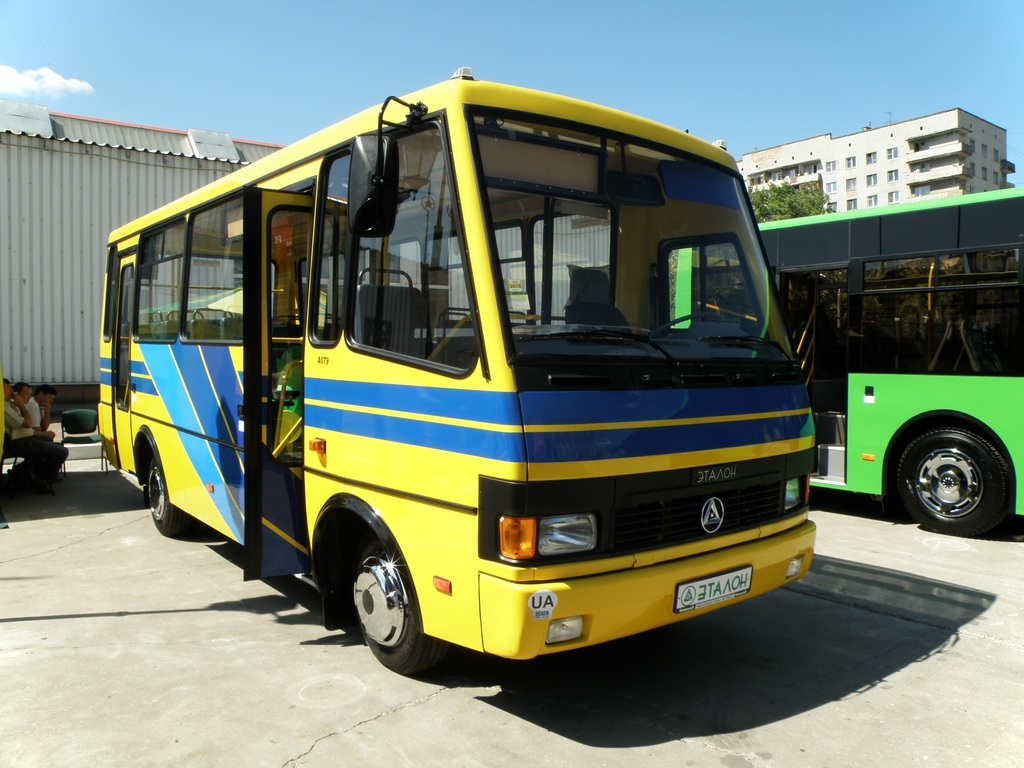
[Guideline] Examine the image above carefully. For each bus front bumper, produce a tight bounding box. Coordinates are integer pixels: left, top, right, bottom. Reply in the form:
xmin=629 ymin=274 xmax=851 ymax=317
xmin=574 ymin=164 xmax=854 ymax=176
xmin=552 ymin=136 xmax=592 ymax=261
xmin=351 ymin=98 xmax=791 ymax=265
xmin=478 ymin=520 xmax=815 ymax=660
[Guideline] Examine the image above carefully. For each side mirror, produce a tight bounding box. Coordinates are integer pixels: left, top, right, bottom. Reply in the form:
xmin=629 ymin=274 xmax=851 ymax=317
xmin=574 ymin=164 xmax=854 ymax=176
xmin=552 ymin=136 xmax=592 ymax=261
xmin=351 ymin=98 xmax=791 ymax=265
xmin=349 ymin=133 xmax=398 ymax=237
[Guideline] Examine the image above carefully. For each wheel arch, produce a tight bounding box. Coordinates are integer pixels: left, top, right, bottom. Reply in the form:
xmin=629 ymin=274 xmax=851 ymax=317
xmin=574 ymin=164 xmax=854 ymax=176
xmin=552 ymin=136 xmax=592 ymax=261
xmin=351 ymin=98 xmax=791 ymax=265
xmin=310 ymin=493 xmax=401 ymax=631
xmin=883 ymin=409 xmax=1016 ymax=511
xmin=133 ymin=425 xmax=159 ymax=503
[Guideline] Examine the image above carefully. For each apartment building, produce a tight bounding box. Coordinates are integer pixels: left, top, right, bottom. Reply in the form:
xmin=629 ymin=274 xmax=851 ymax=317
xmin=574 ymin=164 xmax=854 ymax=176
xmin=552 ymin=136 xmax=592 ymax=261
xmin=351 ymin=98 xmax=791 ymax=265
xmin=738 ymin=108 xmax=1015 ymax=212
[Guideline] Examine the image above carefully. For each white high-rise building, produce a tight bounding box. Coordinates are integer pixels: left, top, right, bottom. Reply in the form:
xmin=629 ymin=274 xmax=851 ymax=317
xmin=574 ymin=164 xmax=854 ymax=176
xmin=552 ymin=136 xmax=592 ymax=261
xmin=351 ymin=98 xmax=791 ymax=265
xmin=738 ymin=108 xmax=1014 ymax=212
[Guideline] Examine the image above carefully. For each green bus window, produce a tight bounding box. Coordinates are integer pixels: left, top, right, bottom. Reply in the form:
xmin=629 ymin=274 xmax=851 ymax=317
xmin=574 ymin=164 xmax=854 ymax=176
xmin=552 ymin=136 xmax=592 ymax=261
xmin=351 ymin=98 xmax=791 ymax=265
xmin=855 ymin=250 xmax=1022 ymax=375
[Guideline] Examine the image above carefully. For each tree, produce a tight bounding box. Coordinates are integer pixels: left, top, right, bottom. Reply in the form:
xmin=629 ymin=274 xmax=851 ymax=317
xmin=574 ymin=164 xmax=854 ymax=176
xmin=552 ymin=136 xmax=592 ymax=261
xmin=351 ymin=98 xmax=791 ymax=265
xmin=750 ymin=183 xmax=831 ymax=223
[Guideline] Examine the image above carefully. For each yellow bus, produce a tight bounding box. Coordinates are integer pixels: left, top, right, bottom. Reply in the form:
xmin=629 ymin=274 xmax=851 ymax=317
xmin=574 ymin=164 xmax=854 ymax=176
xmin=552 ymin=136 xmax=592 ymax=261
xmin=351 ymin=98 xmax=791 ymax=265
xmin=98 ymin=69 xmax=816 ymax=674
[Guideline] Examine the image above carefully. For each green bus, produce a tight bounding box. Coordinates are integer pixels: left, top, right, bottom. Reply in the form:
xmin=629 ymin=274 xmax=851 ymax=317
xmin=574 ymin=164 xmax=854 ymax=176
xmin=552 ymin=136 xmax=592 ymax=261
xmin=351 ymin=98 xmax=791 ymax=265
xmin=760 ymin=187 xmax=1024 ymax=537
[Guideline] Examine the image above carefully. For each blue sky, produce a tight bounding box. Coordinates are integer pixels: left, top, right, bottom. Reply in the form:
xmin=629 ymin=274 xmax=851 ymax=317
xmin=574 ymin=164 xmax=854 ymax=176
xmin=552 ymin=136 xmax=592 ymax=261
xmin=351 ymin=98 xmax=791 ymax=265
xmin=2 ymin=0 xmax=1021 ymax=182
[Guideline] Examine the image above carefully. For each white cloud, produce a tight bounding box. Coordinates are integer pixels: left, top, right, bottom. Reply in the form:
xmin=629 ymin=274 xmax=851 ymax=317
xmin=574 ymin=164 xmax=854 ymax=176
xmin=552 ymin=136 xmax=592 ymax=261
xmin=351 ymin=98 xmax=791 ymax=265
xmin=0 ymin=65 xmax=94 ymax=100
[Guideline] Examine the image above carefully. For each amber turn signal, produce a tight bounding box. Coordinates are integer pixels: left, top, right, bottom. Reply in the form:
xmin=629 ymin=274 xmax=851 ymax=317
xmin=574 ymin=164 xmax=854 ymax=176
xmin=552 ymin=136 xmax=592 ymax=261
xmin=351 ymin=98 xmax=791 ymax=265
xmin=498 ymin=516 xmax=536 ymax=559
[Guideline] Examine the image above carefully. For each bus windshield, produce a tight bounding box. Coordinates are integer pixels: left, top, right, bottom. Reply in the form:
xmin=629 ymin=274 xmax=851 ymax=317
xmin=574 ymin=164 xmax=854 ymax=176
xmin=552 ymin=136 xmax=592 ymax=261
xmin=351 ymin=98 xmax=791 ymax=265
xmin=472 ymin=113 xmax=792 ymax=362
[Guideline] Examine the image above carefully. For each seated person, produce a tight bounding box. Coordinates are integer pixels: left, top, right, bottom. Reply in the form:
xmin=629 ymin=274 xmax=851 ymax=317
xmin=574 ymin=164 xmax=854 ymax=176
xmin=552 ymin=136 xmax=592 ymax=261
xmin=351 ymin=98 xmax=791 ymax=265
xmin=25 ymin=383 xmax=68 ymax=480
xmin=4 ymin=379 xmax=66 ymax=489
xmin=5 ymin=377 xmax=46 ymax=491
xmin=27 ymin=384 xmax=59 ymax=441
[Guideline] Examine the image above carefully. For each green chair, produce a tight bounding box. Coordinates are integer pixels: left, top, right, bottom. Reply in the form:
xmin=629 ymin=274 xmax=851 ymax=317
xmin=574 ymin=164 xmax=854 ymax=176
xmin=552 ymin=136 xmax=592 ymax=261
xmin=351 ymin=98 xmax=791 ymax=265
xmin=61 ymin=409 xmax=107 ymax=475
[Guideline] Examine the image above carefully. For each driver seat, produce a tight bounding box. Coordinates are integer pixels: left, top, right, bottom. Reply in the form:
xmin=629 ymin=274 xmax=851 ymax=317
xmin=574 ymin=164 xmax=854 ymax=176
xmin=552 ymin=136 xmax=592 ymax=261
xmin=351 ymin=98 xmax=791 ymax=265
xmin=564 ymin=264 xmax=628 ymax=327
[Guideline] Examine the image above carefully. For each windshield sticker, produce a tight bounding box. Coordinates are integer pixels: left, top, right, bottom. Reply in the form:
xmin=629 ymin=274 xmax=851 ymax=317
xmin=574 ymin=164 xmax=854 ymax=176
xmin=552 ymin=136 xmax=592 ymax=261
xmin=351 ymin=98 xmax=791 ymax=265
xmin=505 ymin=279 xmax=532 ymax=314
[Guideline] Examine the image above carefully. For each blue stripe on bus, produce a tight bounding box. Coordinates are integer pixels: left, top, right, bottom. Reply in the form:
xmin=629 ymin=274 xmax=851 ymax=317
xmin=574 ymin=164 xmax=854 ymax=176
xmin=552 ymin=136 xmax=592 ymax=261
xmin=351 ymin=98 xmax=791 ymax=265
xmin=304 ymin=381 xmax=811 ymax=464
xmin=139 ymin=345 xmax=242 ymax=443
xmin=523 ymin=412 xmax=811 ymax=463
xmin=518 ymin=385 xmax=811 ymax=426
xmin=133 ymin=375 xmax=160 ymax=396
xmin=139 ymin=344 xmax=245 ymax=537
xmin=304 ymin=402 xmax=528 ymax=463
xmin=306 ymin=379 xmax=523 ymax=426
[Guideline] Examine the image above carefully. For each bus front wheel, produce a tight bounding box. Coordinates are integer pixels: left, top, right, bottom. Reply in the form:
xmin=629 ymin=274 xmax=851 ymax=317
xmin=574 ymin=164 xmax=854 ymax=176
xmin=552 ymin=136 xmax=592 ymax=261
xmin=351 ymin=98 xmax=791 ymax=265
xmin=897 ymin=427 xmax=1010 ymax=537
xmin=146 ymin=460 xmax=191 ymax=537
xmin=352 ymin=537 xmax=447 ymax=675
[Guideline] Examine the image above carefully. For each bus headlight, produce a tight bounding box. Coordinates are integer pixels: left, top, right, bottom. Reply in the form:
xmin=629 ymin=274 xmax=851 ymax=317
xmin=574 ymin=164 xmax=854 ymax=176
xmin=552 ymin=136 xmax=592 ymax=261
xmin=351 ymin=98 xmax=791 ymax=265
xmin=538 ymin=513 xmax=597 ymax=556
xmin=498 ymin=513 xmax=597 ymax=559
xmin=784 ymin=477 xmax=805 ymax=511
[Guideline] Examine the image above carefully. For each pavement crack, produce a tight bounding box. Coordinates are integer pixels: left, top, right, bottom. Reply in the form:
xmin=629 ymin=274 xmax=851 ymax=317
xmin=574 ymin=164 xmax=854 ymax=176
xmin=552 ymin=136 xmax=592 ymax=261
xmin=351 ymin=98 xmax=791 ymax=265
xmin=282 ymin=687 xmax=446 ymax=767
xmin=0 ymin=514 xmax=148 ymax=565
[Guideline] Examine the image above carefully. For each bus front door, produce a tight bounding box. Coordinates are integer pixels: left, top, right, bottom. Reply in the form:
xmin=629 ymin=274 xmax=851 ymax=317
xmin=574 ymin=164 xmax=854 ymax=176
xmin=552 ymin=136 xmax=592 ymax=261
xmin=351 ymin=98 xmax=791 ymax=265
xmin=111 ymin=256 xmax=137 ymax=471
xmin=243 ymin=190 xmax=313 ymax=579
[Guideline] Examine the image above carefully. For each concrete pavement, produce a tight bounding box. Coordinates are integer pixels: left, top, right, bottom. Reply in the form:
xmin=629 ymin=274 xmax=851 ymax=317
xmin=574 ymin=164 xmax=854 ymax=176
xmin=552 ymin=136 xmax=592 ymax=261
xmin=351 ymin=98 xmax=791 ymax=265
xmin=2 ymin=462 xmax=1023 ymax=767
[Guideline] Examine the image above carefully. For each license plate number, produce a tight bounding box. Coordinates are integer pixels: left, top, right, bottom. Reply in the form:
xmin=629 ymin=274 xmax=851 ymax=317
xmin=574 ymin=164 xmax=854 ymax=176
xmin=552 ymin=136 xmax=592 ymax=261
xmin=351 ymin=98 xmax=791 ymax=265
xmin=675 ymin=565 xmax=753 ymax=613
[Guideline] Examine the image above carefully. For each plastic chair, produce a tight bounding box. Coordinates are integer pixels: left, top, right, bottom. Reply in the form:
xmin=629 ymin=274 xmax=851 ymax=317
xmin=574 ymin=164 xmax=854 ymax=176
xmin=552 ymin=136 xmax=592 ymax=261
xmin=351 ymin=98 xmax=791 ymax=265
xmin=61 ymin=409 xmax=107 ymax=474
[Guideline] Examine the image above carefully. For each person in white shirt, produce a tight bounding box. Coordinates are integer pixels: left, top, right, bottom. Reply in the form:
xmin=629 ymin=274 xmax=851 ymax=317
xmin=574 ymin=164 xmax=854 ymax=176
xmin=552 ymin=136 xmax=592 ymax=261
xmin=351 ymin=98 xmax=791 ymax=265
xmin=11 ymin=382 xmax=67 ymax=483
xmin=26 ymin=384 xmax=58 ymax=441
xmin=4 ymin=377 xmax=48 ymax=491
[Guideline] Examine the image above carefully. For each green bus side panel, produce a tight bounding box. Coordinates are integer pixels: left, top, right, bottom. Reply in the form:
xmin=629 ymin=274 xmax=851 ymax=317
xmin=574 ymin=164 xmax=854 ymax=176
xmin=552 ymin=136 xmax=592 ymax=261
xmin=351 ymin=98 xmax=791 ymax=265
xmin=841 ymin=372 xmax=1023 ymax=515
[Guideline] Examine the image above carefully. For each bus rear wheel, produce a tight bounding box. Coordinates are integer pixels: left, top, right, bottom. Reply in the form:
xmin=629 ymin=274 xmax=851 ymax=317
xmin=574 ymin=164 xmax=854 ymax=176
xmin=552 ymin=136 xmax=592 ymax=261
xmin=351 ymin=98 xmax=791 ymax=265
xmin=896 ymin=427 xmax=1010 ymax=537
xmin=352 ymin=537 xmax=447 ymax=675
xmin=146 ymin=460 xmax=191 ymax=537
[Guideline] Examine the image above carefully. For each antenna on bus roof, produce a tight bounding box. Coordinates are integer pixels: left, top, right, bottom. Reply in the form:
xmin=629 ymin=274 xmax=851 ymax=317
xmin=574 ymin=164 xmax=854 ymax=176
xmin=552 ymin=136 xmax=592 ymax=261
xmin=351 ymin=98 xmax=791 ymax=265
xmin=451 ymin=67 xmax=475 ymax=80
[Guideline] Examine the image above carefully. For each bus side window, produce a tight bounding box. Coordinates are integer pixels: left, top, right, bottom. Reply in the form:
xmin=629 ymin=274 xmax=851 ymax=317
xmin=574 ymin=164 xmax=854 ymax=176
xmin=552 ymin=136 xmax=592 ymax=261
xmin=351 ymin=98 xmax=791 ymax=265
xmin=349 ymin=126 xmax=478 ymax=371
xmin=137 ymin=221 xmax=186 ymax=342
xmin=314 ymin=154 xmax=350 ymax=344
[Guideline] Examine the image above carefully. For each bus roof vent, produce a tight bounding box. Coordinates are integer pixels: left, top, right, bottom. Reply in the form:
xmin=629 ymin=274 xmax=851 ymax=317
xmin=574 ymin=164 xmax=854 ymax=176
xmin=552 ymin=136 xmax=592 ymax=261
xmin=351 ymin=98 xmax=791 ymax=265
xmin=451 ymin=66 xmax=475 ymax=81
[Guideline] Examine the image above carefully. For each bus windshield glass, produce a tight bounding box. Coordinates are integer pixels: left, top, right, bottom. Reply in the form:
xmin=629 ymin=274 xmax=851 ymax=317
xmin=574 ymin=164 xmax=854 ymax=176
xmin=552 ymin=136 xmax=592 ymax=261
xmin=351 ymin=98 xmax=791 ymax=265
xmin=471 ymin=113 xmax=792 ymax=362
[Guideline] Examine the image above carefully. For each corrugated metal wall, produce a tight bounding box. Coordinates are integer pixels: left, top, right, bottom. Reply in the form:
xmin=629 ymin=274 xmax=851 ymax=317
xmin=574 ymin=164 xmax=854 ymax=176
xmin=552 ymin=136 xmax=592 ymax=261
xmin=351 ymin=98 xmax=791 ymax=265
xmin=0 ymin=133 xmax=245 ymax=386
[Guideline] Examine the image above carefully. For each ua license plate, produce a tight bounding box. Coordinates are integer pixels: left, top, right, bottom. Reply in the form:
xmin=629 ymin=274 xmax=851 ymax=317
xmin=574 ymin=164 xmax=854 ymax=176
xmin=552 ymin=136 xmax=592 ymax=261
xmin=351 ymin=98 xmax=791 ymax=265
xmin=675 ymin=565 xmax=753 ymax=613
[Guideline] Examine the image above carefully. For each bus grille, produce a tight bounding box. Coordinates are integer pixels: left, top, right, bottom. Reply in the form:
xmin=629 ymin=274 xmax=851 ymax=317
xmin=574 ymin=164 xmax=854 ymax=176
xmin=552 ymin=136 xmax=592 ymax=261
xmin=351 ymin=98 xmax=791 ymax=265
xmin=611 ymin=480 xmax=783 ymax=553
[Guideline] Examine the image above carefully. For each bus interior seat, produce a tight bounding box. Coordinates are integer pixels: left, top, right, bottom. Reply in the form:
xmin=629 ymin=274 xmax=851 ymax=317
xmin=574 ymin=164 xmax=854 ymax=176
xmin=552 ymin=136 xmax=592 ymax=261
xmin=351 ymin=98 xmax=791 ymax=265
xmin=564 ymin=264 xmax=627 ymax=326
xmin=355 ymin=283 xmax=429 ymax=357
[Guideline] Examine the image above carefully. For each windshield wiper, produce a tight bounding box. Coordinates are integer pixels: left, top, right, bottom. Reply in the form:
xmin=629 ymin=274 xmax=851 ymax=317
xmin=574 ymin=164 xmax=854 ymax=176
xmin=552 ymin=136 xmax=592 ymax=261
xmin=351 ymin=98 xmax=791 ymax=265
xmin=516 ymin=328 xmax=677 ymax=363
xmin=516 ymin=328 xmax=650 ymax=343
xmin=699 ymin=335 xmax=788 ymax=355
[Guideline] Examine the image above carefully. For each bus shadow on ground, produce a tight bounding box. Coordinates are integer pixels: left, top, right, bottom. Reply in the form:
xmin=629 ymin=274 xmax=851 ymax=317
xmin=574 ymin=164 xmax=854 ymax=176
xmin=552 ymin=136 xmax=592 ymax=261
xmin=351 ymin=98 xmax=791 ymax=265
xmin=200 ymin=534 xmax=328 ymax=628
xmin=0 ymin=464 xmax=144 ymax=523
xmin=433 ymin=554 xmax=994 ymax=747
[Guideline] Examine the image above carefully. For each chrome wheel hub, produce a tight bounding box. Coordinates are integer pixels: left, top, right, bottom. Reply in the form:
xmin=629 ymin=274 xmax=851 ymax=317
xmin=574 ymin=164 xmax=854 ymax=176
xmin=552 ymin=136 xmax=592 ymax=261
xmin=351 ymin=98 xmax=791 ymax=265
xmin=915 ymin=448 xmax=982 ymax=519
xmin=354 ymin=555 xmax=408 ymax=647
xmin=149 ymin=471 xmax=167 ymax=521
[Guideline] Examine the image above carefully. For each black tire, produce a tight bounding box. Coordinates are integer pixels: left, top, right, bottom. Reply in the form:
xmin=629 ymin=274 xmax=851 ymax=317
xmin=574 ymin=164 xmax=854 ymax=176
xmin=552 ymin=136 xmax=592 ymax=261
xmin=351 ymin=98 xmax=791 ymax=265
xmin=896 ymin=427 xmax=1010 ymax=537
xmin=146 ymin=459 xmax=192 ymax=537
xmin=352 ymin=537 xmax=447 ymax=675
